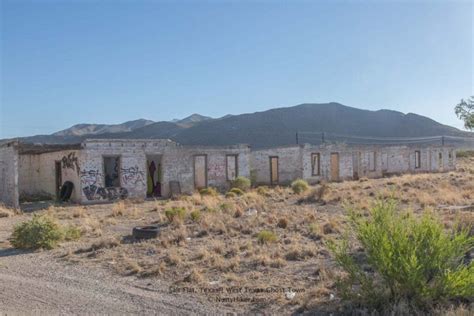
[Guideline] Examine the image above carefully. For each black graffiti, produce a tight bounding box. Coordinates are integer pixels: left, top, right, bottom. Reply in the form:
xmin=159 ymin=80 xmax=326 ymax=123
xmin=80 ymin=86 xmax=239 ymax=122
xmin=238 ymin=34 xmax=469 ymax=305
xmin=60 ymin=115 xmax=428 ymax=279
xmin=62 ymin=152 xmax=80 ymax=175
xmin=82 ymin=185 xmax=128 ymax=201
xmin=80 ymin=169 xmax=101 ymax=186
xmin=121 ymin=165 xmax=145 ymax=185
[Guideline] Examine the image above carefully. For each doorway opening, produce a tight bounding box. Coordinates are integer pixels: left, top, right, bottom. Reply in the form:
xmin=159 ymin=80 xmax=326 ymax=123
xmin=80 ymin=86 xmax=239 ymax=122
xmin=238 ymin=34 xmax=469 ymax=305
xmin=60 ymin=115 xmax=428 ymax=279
xmin=55 ymin=161 xmax=62 ymax=199
xmin=146 ymin=155 xmax=162 ymax=197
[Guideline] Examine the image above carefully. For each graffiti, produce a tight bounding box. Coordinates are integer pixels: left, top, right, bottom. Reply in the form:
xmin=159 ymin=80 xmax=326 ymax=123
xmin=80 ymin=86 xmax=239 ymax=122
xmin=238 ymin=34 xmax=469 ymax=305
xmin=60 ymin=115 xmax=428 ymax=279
xmin=121 ymin=165 xmax=146 ymax=186
xmin=83 ymin=185 xmax=128 ymax=201
xmin=80 ymin=169 xmax=101 ymax=187
xmin=62 ymin=152 xmax=80 ymax=175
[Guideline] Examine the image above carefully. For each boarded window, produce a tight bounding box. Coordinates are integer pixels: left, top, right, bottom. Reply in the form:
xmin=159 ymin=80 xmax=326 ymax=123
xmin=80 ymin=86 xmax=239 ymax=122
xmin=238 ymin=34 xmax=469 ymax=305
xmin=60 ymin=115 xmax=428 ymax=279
xmin=415 ymin=151 xmax=421 ymax=169
xmin=104 ymin=156 xmax=120 ymax=187
xmin=226 ymin=155 xmax=238 ymax=181
xmin=311 ymin=153 xmax=320 ymax=176
xmin=270 ymin=156 xmax=279 ymax=184
xmin=369 ymin=152 xmax=376 ymax=171
xmin=194 ymin=155 xmax=207 ymax=189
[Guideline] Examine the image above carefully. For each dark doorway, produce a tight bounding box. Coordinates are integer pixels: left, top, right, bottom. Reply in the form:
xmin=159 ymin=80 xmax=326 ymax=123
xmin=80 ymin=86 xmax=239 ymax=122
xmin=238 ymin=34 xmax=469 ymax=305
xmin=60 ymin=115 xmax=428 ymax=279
xmin=55 ymin=161 xmax=62 ymax=199
xmin=146 ymin=155 xmax=162 ymax=197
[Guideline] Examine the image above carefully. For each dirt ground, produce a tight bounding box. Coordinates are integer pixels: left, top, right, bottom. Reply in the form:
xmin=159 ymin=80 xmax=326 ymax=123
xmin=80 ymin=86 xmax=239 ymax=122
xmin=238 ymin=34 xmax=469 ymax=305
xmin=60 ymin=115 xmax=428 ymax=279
xmin=0 ymin=157 xmax=473 ymax=315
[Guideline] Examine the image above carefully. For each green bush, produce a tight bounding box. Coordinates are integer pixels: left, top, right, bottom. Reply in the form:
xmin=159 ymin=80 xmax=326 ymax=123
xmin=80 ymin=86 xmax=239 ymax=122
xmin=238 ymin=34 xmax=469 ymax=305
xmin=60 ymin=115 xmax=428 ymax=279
xmin=231 ymin=176 xmax=251 ymax=191
xmin=229 ymin=187 xmax=244 ymax=196
xmin=10 ymin=215 xmax=80 ymax=250
xmin=165 ymin=207 xmax=187 ymax=223
xmin=225 ymin=192 xmax=237 ymax=198
xmin=257 ymin=230 xmax=278 ymax=244
xmin=328 ymin=199 xmax=474 ymax=311
xmin=291 ymin=179 xmax=309 ymax=194
xmin=199 ymin=187 xmax=218 ymax=196
xmin=190 ymin=210 xmax=201 ymax=222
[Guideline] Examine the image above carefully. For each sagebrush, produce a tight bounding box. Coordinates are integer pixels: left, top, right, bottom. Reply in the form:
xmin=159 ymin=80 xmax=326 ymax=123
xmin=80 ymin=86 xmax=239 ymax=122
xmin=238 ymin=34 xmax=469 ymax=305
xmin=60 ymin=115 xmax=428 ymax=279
xmin=329 ymin=199 xmax=474 ymax=311
xmin=10 ymin=215 xmax=81 ymax=249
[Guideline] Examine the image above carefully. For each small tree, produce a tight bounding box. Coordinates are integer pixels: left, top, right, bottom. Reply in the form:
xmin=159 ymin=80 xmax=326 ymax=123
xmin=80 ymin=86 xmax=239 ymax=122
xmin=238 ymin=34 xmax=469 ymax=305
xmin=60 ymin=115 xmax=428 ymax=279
xmin=455 ymin=96 xmax=474 ymax=130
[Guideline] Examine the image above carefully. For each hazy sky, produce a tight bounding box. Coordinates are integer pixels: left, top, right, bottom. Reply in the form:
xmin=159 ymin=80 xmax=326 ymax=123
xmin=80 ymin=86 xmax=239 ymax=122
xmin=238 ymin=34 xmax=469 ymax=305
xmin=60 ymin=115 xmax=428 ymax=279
xmin=1 ymin=0 xmax=472 ymax=138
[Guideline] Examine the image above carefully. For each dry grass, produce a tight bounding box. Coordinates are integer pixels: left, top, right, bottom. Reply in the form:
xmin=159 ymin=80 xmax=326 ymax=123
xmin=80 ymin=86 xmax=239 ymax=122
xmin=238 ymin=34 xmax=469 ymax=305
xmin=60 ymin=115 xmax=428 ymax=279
xmin=6 ymin=157 xmax=472 ymax=314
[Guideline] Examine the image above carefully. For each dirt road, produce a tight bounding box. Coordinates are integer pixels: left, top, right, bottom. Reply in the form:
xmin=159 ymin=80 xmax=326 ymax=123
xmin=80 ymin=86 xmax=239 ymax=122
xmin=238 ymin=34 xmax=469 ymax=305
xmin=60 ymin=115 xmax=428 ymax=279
xmin=0 ymin=247 xmax=222 ymax=315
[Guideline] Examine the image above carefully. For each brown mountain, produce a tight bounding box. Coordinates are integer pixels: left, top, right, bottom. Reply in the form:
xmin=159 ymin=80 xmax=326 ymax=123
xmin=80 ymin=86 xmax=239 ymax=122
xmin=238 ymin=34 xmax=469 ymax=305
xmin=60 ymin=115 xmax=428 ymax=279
xmin=12 ymin=103 xmax=472 ymax=148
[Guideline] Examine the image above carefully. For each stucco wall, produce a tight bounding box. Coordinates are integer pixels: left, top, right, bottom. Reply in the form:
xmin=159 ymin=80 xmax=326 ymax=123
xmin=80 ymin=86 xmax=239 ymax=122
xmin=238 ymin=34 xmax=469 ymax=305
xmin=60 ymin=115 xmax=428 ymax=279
xmin=0 ymin=144 xmax=19 ymax=208
xmin=302 ymin=144 xmax=353 ymax=183
xmin=79 ymin=140 xmax=251 ymax=202
xmin=159 ymin=145 xmax=251 ymax=196
xmin=251 ymin=146 xmax=303 ymax=185
xmin=18 ymin=150 xmax=82 ymax=202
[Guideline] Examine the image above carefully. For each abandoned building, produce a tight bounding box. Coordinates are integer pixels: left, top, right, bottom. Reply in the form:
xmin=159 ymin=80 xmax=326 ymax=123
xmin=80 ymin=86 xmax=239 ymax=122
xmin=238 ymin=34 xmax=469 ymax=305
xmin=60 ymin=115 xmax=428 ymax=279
xmin=0 ymin=139 xmax=456 ymax=208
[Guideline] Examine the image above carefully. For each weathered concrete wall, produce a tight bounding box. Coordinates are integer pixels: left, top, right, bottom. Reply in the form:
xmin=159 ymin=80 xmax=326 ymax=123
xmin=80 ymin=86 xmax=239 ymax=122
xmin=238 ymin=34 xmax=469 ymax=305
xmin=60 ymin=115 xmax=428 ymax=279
xmin=251 ymin=146 xmax=303 ymax=185
xmin=159 ymin=145 xmax=251 ymax=196
xmin=0 ymin=143 xmax=19 ymax=208
xmin=18 ymin=150 xmax=82 ymax=202
xmin=80 ymin=140 xmax=150 ymax=203
xmin=79 ymin=140 xmax=251 ymax=202
xmin=302 ymin=144 xmax=353 ymax=183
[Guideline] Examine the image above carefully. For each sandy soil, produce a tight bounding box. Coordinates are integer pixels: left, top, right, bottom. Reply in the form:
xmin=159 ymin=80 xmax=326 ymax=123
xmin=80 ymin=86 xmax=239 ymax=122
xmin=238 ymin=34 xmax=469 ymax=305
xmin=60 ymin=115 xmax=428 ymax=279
xmin=0 ymin=216 xmax=225 ymax=315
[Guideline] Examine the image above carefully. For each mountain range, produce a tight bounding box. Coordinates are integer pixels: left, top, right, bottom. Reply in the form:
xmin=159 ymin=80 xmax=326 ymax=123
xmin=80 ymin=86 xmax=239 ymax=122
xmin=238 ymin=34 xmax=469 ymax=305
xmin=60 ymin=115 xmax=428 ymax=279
xmin=6 ymin=103 xmax=472 ymax=148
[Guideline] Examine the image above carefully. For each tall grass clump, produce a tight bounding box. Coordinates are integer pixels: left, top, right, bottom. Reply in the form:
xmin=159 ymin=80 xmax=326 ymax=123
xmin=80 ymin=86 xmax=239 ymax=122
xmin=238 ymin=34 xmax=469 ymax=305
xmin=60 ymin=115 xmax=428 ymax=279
xmin=165 ymin=207 xmax=187 ymax=223
xmin=328 ymin=199 xmax=474 ymax=312
xmin=10 ymin=214 xmax=81 ymax=250
xmin=199 ymin=187 xmax=218 ymax=197
xmin=231 ymin=176 xmax=251 ymax=191
xmin=291 ymin=179 xmax=309 ymax=194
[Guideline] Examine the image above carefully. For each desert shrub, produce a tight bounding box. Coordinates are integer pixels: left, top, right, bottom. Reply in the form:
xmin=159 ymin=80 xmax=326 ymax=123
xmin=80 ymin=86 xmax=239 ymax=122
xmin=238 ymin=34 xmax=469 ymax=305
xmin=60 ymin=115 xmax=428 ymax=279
xmin=63 ymin=226 xmax=82 ymax=241
xmin=219 ymin=202 xmax=234 ymax=213
xmin=328 ymin=199 xmax=474 ymax=311
xmin=291 ymin=179 xmax=309 ymax=194
xmin=165 ymin=207 xmax=186 ymax=223
xmin=10 ymin=215 xmax=80 ymax=249
xmin=456 ymin=150 xmax=474 ymax=158
xmin=298 ymin=184 xmax=328 ymax=204
xmin=229 ymin=187 xmax=244 ymax=196
xmin=225 ymin=192 xmax=237 ymax=198
xmin=277 ymin=218 xmax=288 ymax=229
xmin=231 ymin=176 xmax=251 ymax=191
xmin=190 ymin=210 xmax=201 ymax=222
xmin=257 ymin=230 xmax=278 ymax=244
xmin=199 ymin=187 xmax=218 ymax=197
xmin=256 ymin=186 xmax=269 ymax=196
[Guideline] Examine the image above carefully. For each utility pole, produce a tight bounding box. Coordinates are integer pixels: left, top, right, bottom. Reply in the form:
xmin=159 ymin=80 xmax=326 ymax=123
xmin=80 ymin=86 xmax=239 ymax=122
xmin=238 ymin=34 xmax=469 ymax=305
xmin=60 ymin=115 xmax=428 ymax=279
xmin=296 ymin=132 xmax=299 ymax=145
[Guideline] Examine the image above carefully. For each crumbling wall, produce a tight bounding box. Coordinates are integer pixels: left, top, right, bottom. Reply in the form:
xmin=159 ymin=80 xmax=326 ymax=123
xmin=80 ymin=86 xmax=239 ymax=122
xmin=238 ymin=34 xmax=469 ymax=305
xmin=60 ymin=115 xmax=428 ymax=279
xmin=80 ymin=140 xmax=251 ymax=201
xmin=80 ymin=140 xmax=149 ymax=202
xmin=302 ymin=144 xmax=353 ymax=183
xmin=0 ymin=144 xmax=19 ymax=208
xmin=160 ymin=145 xmax=251 ymax=196
xmin=18 ymin=150 xmax=82 ymax=202
xmin=251 ymin=146 xmax=303 ymax=185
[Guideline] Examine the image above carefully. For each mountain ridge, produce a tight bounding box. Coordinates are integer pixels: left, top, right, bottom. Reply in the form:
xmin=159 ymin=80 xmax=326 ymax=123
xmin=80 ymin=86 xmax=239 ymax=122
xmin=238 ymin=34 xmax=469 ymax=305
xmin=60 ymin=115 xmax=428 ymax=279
xmin=6 ymin=103 xmax=471 ymax=148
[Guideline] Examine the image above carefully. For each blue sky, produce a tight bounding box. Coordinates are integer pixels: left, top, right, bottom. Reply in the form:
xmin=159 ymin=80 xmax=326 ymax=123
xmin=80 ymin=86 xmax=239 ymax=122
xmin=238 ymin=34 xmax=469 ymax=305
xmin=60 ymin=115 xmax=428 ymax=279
xmin=1 ymin=0 xmax=472 ymax=138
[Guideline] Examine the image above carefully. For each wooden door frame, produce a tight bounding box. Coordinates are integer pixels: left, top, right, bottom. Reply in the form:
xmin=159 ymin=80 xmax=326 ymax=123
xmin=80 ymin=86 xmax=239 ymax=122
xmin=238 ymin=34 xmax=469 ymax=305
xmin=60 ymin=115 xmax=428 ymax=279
xmin=269 ymin=156 xmax=279 ymax=185
xmin=330 ymin=152 xmax=340 ymax=181
xmin=55 ymin=161 xmax=62 ymax=199
xmin=193 ymin=154 xmax=208 ymax=189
